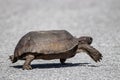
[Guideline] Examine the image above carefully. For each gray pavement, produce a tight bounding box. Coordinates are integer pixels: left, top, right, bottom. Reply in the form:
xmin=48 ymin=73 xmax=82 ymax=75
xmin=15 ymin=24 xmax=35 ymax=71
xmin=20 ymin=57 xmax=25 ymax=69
xmin=0 ymin=0 xmax=120 ymax=80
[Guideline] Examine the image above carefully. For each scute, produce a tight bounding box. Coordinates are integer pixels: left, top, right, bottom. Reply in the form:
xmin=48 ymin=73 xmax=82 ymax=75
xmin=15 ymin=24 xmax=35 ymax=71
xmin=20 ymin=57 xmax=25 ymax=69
xmin=14 ymin=30 xmax=78 ymax=57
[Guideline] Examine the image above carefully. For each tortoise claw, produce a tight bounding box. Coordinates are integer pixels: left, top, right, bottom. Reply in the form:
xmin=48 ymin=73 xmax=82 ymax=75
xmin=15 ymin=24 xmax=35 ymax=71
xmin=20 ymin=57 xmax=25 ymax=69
xmin=23 ymin=65 xmax=32 ymax=70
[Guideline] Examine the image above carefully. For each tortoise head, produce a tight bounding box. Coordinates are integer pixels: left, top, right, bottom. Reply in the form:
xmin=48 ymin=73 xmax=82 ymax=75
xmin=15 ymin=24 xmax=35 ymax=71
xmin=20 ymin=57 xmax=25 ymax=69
xmin=78 ymin=36 xmax=93 ymax=45
xmin=76 ymin=36 xmax=93 ymax=53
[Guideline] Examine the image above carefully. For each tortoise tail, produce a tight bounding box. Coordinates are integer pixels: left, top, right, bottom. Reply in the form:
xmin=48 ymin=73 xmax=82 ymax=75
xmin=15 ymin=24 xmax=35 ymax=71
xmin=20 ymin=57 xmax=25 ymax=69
xmin=79 ymin=44 xmax=102 ymax=62
xmin=9 ymin=55 xmax=18 ymax=63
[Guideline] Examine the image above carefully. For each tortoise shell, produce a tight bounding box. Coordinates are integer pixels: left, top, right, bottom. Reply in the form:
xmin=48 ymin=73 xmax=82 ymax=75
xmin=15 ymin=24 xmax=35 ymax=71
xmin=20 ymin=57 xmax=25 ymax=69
xmin=14 ymin=30 xmax=78 ymax=57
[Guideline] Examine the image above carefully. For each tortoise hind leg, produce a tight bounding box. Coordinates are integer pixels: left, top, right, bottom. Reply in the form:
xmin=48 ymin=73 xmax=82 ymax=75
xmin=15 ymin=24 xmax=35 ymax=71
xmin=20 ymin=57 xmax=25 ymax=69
xmin=60 ymin=59 xmax=66 ymax=65
xmin=23 ymin=54 xmax=35 ymax=70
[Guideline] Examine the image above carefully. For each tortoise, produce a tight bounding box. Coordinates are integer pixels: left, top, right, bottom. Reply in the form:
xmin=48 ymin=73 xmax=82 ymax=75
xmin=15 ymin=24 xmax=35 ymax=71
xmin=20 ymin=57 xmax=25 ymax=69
xmin=10 ymin=30 xmax=102 ymax=70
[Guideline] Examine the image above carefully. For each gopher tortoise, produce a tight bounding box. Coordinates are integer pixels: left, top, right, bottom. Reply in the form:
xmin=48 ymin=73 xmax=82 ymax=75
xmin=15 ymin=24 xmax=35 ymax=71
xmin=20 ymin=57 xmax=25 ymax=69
xmin=10 ymin=30 xmax=102 ymax=70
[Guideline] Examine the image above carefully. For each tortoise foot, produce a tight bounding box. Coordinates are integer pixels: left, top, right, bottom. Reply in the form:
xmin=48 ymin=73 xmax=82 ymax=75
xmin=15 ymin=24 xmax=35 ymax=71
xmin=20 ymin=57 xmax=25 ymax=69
xmin=23 ymin=65 xmax=32 ymax=70
xmin=61 ymin=63 xmax=66 ymax=65
xmin=60 ymin=59 xmax=66 ymax=65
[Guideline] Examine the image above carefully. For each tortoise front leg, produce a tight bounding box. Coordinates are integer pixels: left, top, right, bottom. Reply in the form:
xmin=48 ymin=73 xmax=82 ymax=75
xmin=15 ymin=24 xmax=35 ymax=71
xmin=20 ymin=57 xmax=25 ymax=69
xmin=60 ymin=59 xmax=66 ymax=64
xmin=23 ymin=54 xmax=35 ymax=70
xmin=78 ymin=44 xmax=102 ymax=62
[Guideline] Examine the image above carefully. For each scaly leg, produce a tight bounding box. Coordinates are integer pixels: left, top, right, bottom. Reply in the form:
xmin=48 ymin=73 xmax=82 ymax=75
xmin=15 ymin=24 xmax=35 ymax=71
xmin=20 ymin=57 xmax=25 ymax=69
xmin=78 ymin=44 xmax=102 ymax=62
xmin=23 ymin=54 xmax=35 ymax=70
xmin=60 ymin=59 xmax=66 ymax=64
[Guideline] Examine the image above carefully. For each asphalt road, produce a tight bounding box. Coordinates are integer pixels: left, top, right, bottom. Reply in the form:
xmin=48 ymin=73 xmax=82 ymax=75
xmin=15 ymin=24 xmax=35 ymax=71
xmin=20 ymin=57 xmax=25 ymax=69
xmin=0 ymin=0 xmax=120 ymax=80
